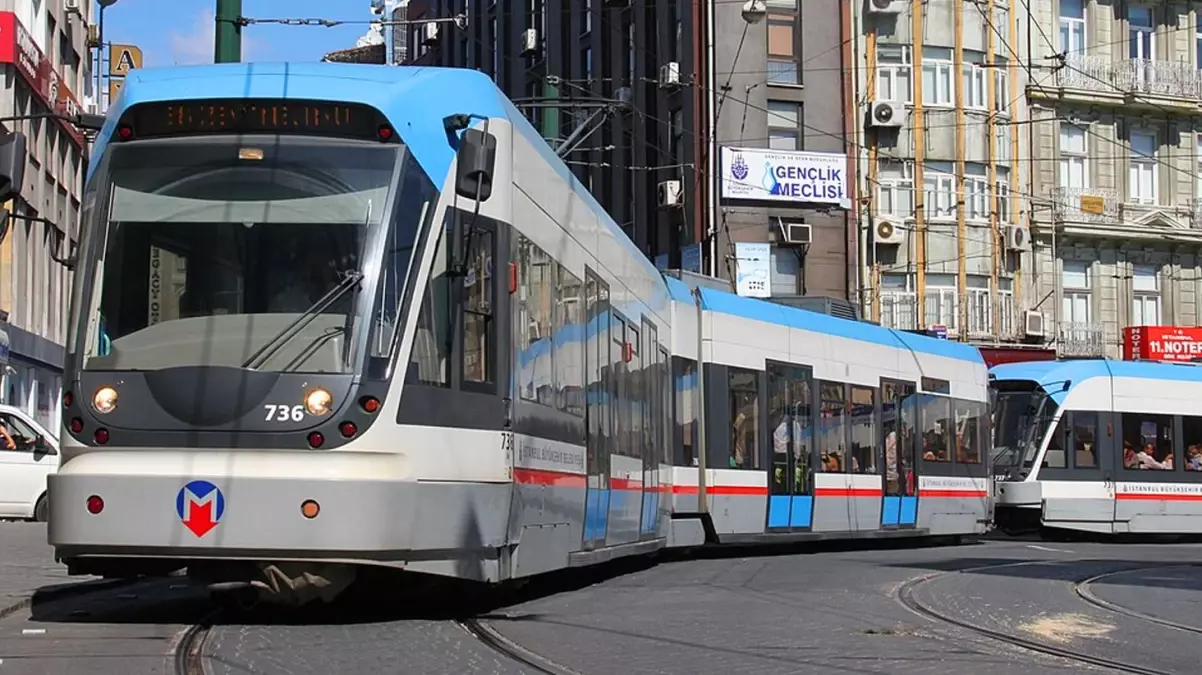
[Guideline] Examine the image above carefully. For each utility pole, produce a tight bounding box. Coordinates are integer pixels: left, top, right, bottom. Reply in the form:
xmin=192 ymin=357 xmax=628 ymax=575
xmin=214 ymin=0 xmax=243 ymax=64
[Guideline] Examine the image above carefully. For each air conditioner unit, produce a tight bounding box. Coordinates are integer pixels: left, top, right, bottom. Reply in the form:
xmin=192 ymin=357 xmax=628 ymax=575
xmin=867 ymin=0 xmax=905 ymax=15
xmin=866 ymin=100 xmax=904 ymax=128
xmin=520 ymin=28 xmax=539 ymax=56
xmin=780 ymin=222 xmax=812 ymax=245
xmin=422 ymin=22 xmax=439 ymax=45
xmin=1004 ymin=224 xmax=1031 ymax=252
xmin=874 ymin=218 xmax=905 ymax=245
xmin=64 ymin=0 xmax=80 ymax=14
xmin=1024 ymin=310 xmax=1045 ymax=338
xmin=657 ymin=180 xmax=683 ymax=208
xmin=659 ymin=62 xmax=682 ymax=88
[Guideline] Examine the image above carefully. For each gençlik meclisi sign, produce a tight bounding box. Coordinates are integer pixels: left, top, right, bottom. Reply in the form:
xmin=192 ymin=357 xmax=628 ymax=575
xmin=720 ymin=146 xmax=849 ymax=208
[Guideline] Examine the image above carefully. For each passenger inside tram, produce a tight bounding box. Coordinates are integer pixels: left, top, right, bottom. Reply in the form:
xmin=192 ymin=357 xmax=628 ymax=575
xmin=1187 ymin=445 xmax=1202 ymax=471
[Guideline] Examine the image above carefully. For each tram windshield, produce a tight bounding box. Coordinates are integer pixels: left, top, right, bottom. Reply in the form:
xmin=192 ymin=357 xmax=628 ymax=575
xmin=73 ymin=135 xmax=414 ymax=374
xmin=990 ymin=380 xmax=1060 ymax=477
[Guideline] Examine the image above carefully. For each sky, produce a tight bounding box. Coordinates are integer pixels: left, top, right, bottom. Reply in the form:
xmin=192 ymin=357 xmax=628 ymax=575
xmin=98 ymin=0 xmax=374 ymax=67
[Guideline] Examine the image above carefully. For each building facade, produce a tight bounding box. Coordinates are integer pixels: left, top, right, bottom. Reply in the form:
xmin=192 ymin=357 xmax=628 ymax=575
xmin=855 ymin=0 xmax=1032 ymax=344
xmin=1027 ymin=0 xmax=1202 ymax=359
xmin=714 ymin=0 xmax=853 ymax=300
xmin=0 ymin=0 xmax=92 ymax=434
xmin=403 ymin=0 xmax=853 ymax=299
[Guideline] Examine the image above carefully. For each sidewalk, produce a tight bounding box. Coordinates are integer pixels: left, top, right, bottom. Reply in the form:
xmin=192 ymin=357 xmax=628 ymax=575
xmin=0 ymin=522 xmax=87 ymax=611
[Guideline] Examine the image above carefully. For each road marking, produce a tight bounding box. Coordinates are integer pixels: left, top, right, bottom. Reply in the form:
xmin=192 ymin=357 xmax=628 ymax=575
xmin=21 ymin=629 xmax=45 ymax=636
xmin=1027 ymin=544 xmax=1074 ymax=553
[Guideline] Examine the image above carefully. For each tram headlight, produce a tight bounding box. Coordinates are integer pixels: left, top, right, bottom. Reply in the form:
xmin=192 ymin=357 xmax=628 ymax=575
xmin=304 ymin=388 xmax=333 ymax=416
xmin=92 ymin=386 xmax=118 ymax=414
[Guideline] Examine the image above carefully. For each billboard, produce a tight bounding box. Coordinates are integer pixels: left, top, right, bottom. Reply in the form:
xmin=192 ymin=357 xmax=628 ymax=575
xmin=720 ymin=146 xmax=849 ymax=207
xmin=1122 ymin=325 xmax=1202 ymax=362
xmin=735 ymin=242 xmax=770 ymax=298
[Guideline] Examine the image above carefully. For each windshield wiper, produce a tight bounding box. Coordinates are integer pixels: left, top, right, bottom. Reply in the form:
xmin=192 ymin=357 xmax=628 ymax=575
xmin=241 ymin=271 xmax=364 ymax=370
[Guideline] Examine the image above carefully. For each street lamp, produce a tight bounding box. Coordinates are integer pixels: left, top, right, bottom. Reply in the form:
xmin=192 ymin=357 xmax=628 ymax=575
xmin=96 ymin=0 xmax=120 ymax=111
xmin=741 ymin=0 xmax=767 ymax=24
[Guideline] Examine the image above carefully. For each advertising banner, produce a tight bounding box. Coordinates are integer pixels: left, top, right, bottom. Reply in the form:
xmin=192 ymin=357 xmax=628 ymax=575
xmin=720 ymin=146 xmax=849 ymax=208
xmin=0 ymin=12 xmax=85 ymax=147
xmin=734 ymin=242 xmax=770 ymax=298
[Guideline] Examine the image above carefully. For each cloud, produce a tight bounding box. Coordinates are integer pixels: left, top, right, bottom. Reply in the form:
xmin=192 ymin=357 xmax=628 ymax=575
xmin=168 ymin=9 xmax=268 ymax=66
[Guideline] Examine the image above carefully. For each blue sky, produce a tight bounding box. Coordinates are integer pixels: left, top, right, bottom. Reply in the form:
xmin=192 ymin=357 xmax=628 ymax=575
xmin=98 ymin=0 xmax=373 ymax=67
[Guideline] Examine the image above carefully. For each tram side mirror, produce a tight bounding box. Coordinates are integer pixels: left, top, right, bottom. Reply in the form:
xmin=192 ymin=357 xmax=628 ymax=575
xmin=74 ymin=113 xmax=107 ymax=131
xmin=454 ymin=128 xmax=497 ymax=202
xmin=0 ymin=132 xmax=26 ymax=204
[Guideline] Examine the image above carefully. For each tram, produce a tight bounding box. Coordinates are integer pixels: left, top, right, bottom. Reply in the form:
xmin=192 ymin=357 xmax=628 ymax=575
xmin=22 ymin=63 xmax=992 ymax=606
xmin=992 ymin=358 xmax=1202 ymax=536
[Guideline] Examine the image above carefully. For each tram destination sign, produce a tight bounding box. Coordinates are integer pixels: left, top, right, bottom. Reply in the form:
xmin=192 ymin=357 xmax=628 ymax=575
xmin=124 ymin=99 xmax=391 ymax=141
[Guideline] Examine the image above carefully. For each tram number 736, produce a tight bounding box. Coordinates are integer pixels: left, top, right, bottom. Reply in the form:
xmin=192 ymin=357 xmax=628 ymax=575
xmin=264 ymin=404 xmax=306 ymax=422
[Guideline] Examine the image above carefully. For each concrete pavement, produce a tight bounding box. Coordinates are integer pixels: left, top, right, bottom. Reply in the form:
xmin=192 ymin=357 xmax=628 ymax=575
xmin=0 ymin=523 xmax=90 ymax=613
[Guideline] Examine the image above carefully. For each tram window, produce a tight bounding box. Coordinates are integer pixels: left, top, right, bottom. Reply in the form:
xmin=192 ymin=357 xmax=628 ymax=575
xmin=461 ymin=228 xmax=494 ymax=384
xmin=849 ymin=386 xmax=876 ymax=474
xmin=920 ymin=395 xmax=951 ymax=463
xmin=769 ymin=366 xmax=792 ymax=493
xmin=881 ymin=383 xmax=901 ymax=493
xmin=1043 ymin=416 xmax=1067 ymax=468
xmin=408 ymin=223 xmax=450 ymax=387
xmin=1183 ymin=416 xmax=1202 ymax=471
xmin=953 ymin=399 xmax=985 ymax=464
xmin=819 ymin=381 xmax=846 ymax=472
xmin=629 ymin=326 xmax=642 ymax=461
xmin=596 ymin=284 xmax=611 ymax=463
xmin=729 ymin=368 xmax=760 ymax=470
xmin=674 ymin=358 xmax=698 ymax=466
xmin=554 ymin=267 xmax=585 ymax=416
xmin=1071 ymin=412 xmax=1098 ymax=468
xmin=921 ymin=377 xmax=950 ymax=394
xmin=1121 ymin=413 xmax=1174 ymax=471
xmin=515 ymin=237 xmax=554 ymax=404
xmin=611 ymin=317 xmax=627 ymax=457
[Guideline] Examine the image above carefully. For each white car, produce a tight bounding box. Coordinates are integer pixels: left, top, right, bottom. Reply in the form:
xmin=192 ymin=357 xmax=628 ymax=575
xmin=0 ymin=405 xmax=58 ymax=521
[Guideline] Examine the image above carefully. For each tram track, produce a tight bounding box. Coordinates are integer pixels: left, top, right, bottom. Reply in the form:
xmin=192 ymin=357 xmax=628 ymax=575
xmin=1073 ymin=565 xmax=1202 ymax=637
xmin=458 ymin=617 xmax=582 ymax=675
xmin=897 ymin=561 xmax=1177 ymax=675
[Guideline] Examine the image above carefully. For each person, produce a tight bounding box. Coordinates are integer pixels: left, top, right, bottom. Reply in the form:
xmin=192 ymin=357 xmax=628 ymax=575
xmin=270 ymin=249 xmax=356 ymax=314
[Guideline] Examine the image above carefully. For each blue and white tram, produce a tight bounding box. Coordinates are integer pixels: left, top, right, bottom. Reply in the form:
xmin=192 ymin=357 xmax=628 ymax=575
xmin=992 ymin=358 xmax=1202 ymax=536
xmin=29 ymin=63 xmax=992 ymax=606
xmin=661 ymin=277 xmax=993 ymax=547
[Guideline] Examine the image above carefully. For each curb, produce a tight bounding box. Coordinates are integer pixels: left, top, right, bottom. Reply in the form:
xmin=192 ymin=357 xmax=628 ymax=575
xmin=0 ymin=577 xmax=141 ymax=622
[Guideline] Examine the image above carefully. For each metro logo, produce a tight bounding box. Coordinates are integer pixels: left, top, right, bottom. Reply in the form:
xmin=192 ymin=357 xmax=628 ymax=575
xmin=174 ymin=480 xmax=226 ymax=538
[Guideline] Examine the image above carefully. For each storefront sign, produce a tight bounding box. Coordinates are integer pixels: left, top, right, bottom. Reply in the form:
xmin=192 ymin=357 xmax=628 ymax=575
xmin=720 ymin=146 xmax=849 ymax=207
xmin=1122 ymin=325 xmax=1202 ymax=362
xmin=0 ymin=12 xmax=86 ymax=147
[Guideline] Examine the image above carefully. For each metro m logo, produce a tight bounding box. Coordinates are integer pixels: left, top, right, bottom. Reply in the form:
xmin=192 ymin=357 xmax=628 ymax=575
xmin=174 ymin=480 xmax=226 ymax=538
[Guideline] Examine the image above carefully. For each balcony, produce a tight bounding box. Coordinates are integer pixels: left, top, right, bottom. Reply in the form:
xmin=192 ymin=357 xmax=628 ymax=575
xmin=1051 ymin=186 xmax=1120 ymax=225
xmin=1049 ymin=54 xmax=1200 ymax=107
xmin=1057 ymin=321 xmax=1106 ymax=357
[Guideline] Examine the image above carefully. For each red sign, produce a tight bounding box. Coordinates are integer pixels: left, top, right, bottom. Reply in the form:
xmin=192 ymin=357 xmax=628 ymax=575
xmin=0 ymin=12 xmax=85 ymax=147
xmin=1122 ymin=325 xmax=1202 ymax=362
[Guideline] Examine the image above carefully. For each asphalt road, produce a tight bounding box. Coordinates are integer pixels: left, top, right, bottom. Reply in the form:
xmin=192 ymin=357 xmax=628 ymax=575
xmin=3 ymin=528 xmax=1202 ymax=674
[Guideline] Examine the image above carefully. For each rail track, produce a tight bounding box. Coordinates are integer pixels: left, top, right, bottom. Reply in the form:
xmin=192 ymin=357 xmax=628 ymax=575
xmin=1073 ymin=565 xmax=1202 ymax=637
xmin=897 ymin=560 xmax=1178 ymax=675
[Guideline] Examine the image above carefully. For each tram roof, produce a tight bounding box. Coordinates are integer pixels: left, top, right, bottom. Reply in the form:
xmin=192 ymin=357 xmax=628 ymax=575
xmin=990 ymin=358 xmax=1202 ymax=389
xmin=89 ymin=62 xmax=658 ymax=281
xmin=664 ymin=276 xmax=984 ymax=364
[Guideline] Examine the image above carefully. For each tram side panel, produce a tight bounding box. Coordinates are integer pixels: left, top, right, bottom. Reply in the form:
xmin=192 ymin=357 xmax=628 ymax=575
xmin=902 ymin=341 xmax=992 ymax=537
xmin=1110 ymin=373 xmax=1202 ymax=534
xmin=1035 ymin=374 xmax=1118 ymax=533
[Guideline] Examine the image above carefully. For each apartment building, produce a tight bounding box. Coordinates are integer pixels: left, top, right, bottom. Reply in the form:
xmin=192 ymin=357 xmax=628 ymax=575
xmin=1029 ymin=0 xmax=1202 ymax=359
xmin=404 ymin=0 xmax=853 ymax=299
xmin=0 ymin=0 xmax=92 ymax=433
xmin=858 ymin=0 xmax=1032 ymax=344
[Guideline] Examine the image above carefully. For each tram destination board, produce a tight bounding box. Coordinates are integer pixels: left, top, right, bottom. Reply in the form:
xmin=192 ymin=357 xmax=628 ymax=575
xmin=123 ymin=99 xmax=390 ymax=140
